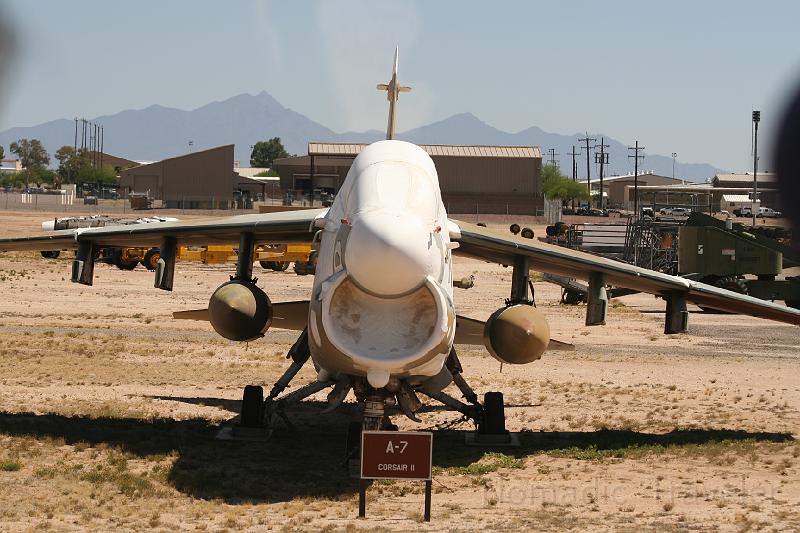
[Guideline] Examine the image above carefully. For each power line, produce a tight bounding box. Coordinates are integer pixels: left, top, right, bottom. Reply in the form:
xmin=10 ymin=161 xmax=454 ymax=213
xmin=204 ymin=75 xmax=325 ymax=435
xmin=627 ymin=140 xmax=645 ymax=217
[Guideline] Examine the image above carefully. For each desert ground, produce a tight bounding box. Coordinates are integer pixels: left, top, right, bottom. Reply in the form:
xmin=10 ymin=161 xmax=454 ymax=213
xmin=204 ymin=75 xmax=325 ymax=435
xmin=0 ymin=209 xmax=798 ymax=532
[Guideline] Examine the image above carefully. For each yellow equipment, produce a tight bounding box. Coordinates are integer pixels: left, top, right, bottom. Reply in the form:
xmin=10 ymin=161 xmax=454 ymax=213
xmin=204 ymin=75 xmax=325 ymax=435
xmin=106 ymin=243 xmax=315 ymax=274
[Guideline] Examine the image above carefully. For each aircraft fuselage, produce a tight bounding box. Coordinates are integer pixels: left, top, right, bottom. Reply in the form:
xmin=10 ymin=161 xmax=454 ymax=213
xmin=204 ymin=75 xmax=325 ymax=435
xmin=307 ymin=140 xmax=457 ymax=389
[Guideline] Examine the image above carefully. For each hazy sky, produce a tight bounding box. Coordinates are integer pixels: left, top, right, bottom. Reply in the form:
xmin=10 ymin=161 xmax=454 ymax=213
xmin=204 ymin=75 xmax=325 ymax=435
xmin=1 ymin=0 xmax=799 ymax=171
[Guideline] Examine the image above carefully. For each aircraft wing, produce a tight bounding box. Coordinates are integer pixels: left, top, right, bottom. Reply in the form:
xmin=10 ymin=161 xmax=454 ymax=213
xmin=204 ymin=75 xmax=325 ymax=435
xmin=449 ymin=219 xmax=800 ymax=326
xmin=0 ymin=209 xmax=326 ymax=251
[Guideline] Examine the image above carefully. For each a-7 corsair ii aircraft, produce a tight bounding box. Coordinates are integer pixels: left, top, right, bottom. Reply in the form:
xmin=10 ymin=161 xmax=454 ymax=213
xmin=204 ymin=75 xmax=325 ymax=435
xmin=2 ymin=50 xmax=798 ymax=448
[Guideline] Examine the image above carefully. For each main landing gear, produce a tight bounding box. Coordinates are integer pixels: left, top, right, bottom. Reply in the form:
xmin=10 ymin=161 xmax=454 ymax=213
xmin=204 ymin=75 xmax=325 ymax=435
xmin=230 ymin=334 xmax=513 ymax=450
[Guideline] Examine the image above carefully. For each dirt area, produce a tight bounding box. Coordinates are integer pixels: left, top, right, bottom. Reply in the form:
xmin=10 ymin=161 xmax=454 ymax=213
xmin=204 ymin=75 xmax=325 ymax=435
xmin=0 ymin=210 xmax=798 ymax=532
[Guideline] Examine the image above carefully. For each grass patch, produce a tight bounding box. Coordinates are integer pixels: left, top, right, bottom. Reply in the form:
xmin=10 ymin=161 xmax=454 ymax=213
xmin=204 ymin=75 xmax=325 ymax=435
xmin=444 ymin=451 xmax=525 ymax=475
xmin=80 ymin=451 xmax=154 ymax=498
xmin=0 ymin=459 xmax=21 ymax=471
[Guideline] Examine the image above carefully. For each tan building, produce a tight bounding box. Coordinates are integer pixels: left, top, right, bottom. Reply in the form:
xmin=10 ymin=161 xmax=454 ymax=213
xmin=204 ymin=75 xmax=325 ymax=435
xmin=580 ymin=172 xmax=686 ymax=209
xmin=274 ymin=142 xmax=543 ymax=214
xmin=0 ymin=159 xmax=22 ymax=174
xmin=712 ymin=172 xmax=780 ymax=210
xmin=87 ymin=151 xmax=139 ymax=171
xmin=119 ymin=145 xmax=263 ymax=208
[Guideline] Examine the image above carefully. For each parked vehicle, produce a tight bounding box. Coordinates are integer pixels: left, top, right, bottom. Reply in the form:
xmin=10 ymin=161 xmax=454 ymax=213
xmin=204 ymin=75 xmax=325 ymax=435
xmin=670 ymin=207 xmax=690 ymax=216
xmin=757 ymin=207 xmax=782 ymax=218
xmin=733 ymin=206 xmax=752 ymax=217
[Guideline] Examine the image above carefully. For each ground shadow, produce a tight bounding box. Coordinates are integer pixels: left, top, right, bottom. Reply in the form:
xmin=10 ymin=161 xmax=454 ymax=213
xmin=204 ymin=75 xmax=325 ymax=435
xmin=0 ymin=409 xmax=793 ymax=504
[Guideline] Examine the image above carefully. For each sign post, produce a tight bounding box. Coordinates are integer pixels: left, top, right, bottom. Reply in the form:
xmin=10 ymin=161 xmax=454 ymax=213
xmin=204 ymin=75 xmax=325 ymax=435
xmin=359 ymin=430 xmax=433 ymax=521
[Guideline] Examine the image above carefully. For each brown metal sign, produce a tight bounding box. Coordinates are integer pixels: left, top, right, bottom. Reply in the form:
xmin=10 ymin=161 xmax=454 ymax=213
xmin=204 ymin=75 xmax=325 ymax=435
xmin=360 ymin=431 xmax=433 ymax=480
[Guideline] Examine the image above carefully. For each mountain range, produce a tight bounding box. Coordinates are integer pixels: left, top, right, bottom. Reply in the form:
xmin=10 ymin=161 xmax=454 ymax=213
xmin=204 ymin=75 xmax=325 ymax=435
xmin=0 ymin=91 xmax=726 ymax=181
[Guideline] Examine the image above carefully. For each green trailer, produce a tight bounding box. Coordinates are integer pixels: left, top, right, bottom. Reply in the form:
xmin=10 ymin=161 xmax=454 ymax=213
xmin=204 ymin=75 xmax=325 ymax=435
xmin=678 ymin=213 xmax=799 ymax=309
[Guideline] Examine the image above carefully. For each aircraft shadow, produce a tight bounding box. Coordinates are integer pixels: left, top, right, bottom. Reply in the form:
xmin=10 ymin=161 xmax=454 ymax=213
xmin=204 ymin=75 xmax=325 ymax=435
xmin=0 ymin=410 xmax=792 ymax=504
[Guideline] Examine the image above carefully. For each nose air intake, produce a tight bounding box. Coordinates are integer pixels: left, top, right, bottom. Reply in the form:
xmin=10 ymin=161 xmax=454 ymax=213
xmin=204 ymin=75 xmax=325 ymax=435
xmin=344 ymin=211 xmax=431 ymax=297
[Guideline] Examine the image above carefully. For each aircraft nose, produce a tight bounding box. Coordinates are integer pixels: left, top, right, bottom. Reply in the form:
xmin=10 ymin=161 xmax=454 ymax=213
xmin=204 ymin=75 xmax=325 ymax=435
xmin=344 ymin=211 xmax=432 ymax=297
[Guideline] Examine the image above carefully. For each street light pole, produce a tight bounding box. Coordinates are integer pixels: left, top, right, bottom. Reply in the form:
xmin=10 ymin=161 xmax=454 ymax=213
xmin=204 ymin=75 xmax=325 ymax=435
xmin=671 ymin=152 xmax=677 ymax=180
xmin=752 ymin=110 xmax=760 ymax=228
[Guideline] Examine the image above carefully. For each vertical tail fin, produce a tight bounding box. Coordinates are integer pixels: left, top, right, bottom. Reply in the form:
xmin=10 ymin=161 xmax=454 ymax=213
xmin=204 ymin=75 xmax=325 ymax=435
xmin=376 ymin=47 xmax=411 ymax=140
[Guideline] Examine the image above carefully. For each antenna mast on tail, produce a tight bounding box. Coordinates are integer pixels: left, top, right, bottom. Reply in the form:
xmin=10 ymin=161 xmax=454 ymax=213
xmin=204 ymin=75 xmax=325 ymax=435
xmin=376 ymin=47 xmax=412 ymax=140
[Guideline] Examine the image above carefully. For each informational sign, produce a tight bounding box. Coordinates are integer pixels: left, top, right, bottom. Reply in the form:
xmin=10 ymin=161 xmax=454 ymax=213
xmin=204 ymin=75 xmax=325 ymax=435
xmin=360 ymin=431 xmax=433 ymax=480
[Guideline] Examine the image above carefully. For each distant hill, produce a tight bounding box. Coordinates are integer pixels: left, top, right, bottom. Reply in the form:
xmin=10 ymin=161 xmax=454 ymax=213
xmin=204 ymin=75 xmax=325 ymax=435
xmin=0 ymin=92 xmax=726 ymax=181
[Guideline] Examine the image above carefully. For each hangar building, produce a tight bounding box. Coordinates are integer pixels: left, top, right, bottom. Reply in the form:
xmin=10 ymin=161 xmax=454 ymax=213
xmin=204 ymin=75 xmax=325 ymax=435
xmin=625 ymin=172 xmax=781 ymax=214
xmin=119 ymin=145 xmax=264 ymax=208
xmin=273 ymin=142 xmax=543 ymax=215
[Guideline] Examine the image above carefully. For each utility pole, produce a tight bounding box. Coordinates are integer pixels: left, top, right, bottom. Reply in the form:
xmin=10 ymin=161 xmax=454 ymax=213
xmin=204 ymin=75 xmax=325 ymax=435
xmin=594 ymin=137 xmax=609 ymax=210
xmin=752 ymin=110 xmax=760 ymax=228
xmin=567 ymin=146 xmax=580 ymax=211
xmin=546 ymin=148 xmax=560 ymax=168
xmin=578 ymin=133 xmax=596 ymax=204
xmin=100 ymin=126 xmax=104 ymax=168
xmin=74 ymin=118 xmax=78 ymax=152
xmin=628 ymin=141 xmax=645 ymax=217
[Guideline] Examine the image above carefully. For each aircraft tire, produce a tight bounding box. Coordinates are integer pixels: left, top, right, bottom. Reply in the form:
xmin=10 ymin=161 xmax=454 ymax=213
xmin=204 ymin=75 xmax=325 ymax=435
xmin=240 ymin=385 xmax=264 ymax=428
xmin=111 ymin=248 xmax=138 ymax=270
xmin=142 ymin=248 xmax=161 ymax=272
xmin=40 ymin=250 xmax=60 ymax=259
xmin=480 ymin=392 xmax=507 ymax=435
xmin=272 ymin=262 xmax=289 ymax=272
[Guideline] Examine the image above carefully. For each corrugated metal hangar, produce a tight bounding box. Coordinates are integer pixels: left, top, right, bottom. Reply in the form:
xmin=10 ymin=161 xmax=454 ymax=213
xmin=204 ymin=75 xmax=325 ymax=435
xmin=274 ymin=142 xmax=543 ymax=214
xmin=119 ymin=145 xmax=264 ymax=208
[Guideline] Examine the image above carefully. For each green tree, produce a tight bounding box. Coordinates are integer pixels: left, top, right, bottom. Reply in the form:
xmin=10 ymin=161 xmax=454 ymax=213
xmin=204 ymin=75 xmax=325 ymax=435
xmin=541 ymin=164 xmax=589 ymax=205
xmin=10 ymin=138 xmax=50 ymax=170
xmin=250 ymin=137 xmax=289 ymax=168
xmin=76 ymin=164 xmax=117 ymax=186
xmin=0 ymin=144 xmax=4 ymax=160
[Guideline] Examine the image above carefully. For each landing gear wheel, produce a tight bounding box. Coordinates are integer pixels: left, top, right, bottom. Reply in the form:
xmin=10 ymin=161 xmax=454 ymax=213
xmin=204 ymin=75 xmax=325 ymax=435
xmin=240 ymin=385 xmax=264 ymax=428
xmin=40 ymin=250 xmax=60 ymax=259
xmin=142 ymin=248 xmax=161 ymax=272
xmin=699 ymin=276 xmax=747 ymax=313
xmin=479 ymin=392 xmax=507 ymax=435
xmin=110 ymin=248 xmax=138 ymax=270
xmin=272 ymin=261 xmax=290 ymax=271
xmin=259 ymin=260 xmax=276 ymax=270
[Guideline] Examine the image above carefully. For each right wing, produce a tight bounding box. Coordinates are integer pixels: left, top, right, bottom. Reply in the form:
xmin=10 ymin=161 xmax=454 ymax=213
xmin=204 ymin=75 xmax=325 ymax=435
xmin=0 ymin=209 xmax=326 ymax=251
xmin=450 ymin=220 xmax=800 ymax=326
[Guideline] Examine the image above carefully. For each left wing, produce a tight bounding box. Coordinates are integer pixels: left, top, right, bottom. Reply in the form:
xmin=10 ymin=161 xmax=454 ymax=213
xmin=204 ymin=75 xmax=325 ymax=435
xmin=449 ymin=219 xmax=800 ymax=326
xmin=0 ymin=209 xmax=326 ymax=251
